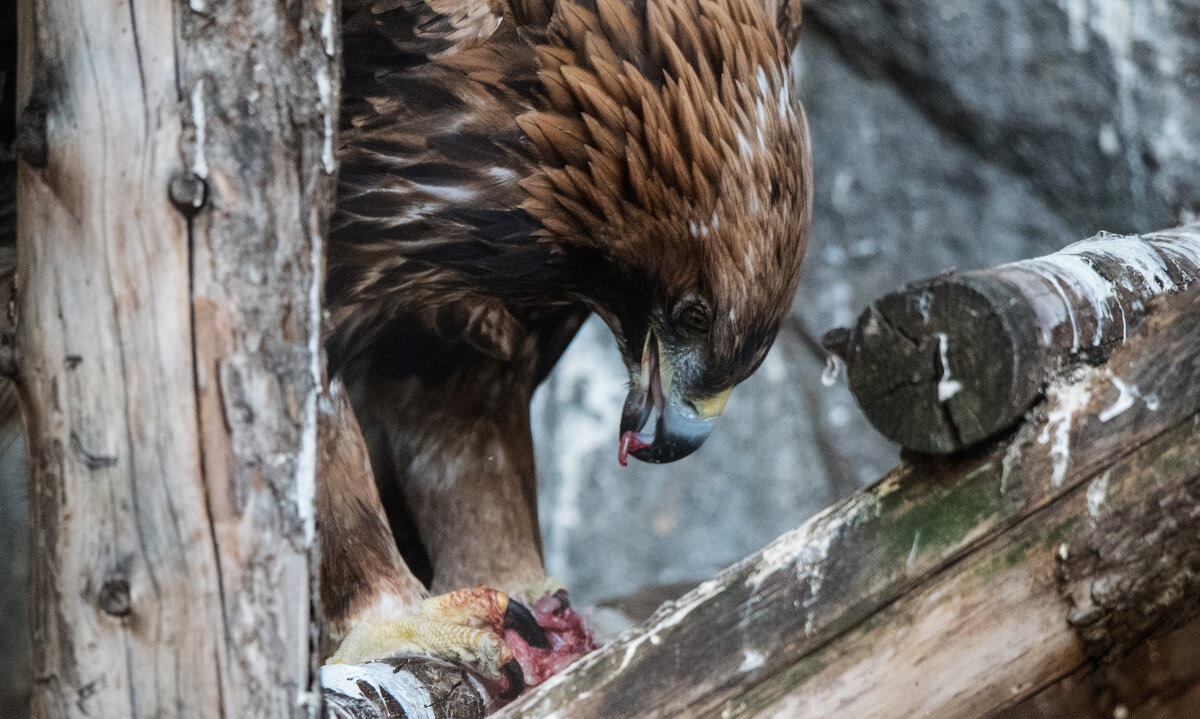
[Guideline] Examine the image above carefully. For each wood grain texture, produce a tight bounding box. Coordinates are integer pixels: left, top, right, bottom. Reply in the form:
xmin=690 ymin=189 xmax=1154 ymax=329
xmin=496 ymin=288 xmax=1200 ymax=719
xmin=16 ymin=0 xmax=336 ymax=716
xmin=997 ymin=612 xmax=1200 ymax=719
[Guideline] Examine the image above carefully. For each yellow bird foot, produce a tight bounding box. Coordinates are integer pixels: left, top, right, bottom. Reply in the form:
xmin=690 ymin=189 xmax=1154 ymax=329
xmin=327 ymin=586 xmax=548 ymax=699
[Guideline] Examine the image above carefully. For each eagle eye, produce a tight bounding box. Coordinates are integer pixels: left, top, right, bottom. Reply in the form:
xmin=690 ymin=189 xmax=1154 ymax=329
xmin=673 ymin=297 xmax=712 ymax=335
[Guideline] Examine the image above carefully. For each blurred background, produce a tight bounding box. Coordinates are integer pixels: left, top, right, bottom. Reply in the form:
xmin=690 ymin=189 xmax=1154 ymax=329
xmin=3 ymin=0 xmax=1199 ymax=715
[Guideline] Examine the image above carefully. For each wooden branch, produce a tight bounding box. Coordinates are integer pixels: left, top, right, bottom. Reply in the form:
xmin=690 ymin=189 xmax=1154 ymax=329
xmin=17 ymin=0 xmax=336 ymax=716
xmin=822 ymin=224 xmax=1200 ymax=454
xmin=497 ymin=287 xmax=1200 ymax=719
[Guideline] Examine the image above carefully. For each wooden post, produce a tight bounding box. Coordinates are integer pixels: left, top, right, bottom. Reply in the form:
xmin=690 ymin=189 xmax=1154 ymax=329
xmin=496 ymin=288 xmax=1200 ymax=719
xmin=823 ymin=225 xmax=1200 ymax=454
xmin=16 ymin=0 xmax=336 ymax=716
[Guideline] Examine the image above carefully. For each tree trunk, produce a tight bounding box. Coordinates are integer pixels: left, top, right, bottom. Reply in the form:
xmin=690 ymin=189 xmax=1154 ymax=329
xmin=16 ymin=0 xmax=337 ymax=716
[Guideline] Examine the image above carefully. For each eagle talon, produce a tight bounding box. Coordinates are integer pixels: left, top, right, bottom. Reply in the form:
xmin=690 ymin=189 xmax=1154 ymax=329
xmin=501 ymin=586 xmax=599 ymax=687
xmin=498 ymin=658 xmax=526 ymax=700
xmin=503 ymin=599 xmax=549 ymax=649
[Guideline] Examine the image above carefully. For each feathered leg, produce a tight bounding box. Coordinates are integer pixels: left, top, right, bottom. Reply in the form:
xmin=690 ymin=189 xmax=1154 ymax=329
xmin=334 ymin=309 xmax=596 ymax=688
xmin=342 ymin=355 xmax=550 ymax=597
xmin=317 ymin=378 xmax=544 ymax=698
xmin=318 ymin=378 xmax=424 ymax=642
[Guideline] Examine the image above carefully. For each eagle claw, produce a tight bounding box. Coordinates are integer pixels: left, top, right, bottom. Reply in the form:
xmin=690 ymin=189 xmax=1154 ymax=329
xmin=327 ymin=586 xmax=535 ymax=698
xmin=504 ymin=597 xmax=550 ymax=649
xmin=498 ymin=658 xmax=526 ymax=700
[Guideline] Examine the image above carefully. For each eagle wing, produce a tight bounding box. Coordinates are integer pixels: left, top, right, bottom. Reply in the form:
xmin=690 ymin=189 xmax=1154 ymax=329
xmin=331 ymin=0 xmax=558 ymax=371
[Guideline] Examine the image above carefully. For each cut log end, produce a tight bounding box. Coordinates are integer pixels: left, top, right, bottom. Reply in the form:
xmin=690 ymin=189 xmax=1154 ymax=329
xmin=829 ymin=225 xmax=1200 ymax=455
xmin=833 ymin=277 xmax=1042 ymax=454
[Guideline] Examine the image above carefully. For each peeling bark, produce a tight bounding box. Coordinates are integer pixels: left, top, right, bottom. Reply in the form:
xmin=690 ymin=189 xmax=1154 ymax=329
xmin=322 ymin=658 xmax=490 ymax=719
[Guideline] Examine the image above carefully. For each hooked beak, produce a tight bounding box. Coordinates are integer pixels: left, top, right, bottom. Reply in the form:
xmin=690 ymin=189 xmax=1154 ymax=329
xmin=618 ymin=332 xmax=733 ymax=465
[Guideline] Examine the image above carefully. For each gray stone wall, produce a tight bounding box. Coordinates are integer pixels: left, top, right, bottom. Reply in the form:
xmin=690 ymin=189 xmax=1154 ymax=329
xmin=534 ymin=0 xmax=1200 ymax=605
xmin=805 ymin=0 xmax=1200 ymax=234
xmin=0 ymin=386 xmax=26 ymax=716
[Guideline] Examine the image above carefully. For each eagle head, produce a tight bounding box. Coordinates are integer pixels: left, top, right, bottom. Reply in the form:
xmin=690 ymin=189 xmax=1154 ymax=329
xmin=517 ymin=0 xmax=812 ymax=464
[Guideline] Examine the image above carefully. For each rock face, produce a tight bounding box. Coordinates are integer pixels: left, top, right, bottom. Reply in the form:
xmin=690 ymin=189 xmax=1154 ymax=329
xmin=803 ymin=0 xmax=1200 ymax=235
xmin=0 ymin=386 xmax=26 ymax=719
xmin=533 ymin=0 xmax=1200 ymax=604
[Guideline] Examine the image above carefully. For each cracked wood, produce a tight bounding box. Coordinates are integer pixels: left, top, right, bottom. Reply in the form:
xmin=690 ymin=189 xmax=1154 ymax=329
xmin=16 ymin=0 xmax=336 ymax=716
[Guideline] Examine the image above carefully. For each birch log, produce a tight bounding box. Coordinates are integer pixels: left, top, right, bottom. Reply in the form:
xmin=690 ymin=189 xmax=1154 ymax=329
xmin=322 ymin=658 xmax=491 ymax=719
xmin=823 ymin=224 xmax=1200 ymax=454
xmin=497 ymin=287 xmax=1200 ymax=719
xmin=16 ymin=0 xmax=336 ymax=716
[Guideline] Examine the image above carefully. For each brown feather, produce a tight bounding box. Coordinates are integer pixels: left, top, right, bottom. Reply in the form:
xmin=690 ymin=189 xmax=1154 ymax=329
xmin=595 ymin=0 xmax=644 ymax=61
xmin=538 ymin=68 xmax=579 ymax=111
xmin=580 ymin=113 xmax=623 ymax=160
xmin=560 ymin=66 xmax=626 ymax=130
xmin=587 ymin=54 xmax=636 ymax=109
xmin=583 ymin=31 xmax=624 ymax=73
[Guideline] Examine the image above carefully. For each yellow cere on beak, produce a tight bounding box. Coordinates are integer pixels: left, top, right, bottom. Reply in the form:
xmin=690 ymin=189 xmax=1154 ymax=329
xmin=690 ymin=388 xmax=732 ymax=420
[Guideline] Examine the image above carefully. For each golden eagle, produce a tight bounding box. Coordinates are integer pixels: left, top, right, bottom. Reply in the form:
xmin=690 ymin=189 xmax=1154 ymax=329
xmin=318 ymin=0 xmax=811 ymax=695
